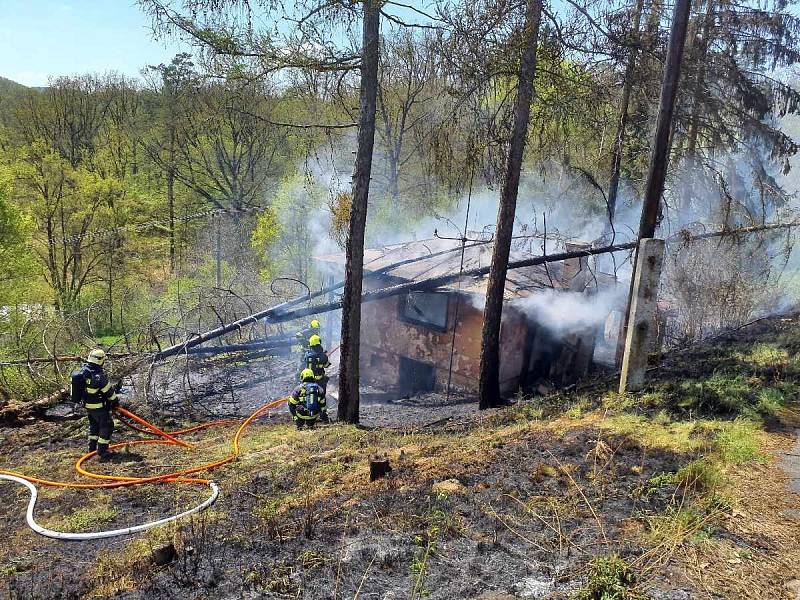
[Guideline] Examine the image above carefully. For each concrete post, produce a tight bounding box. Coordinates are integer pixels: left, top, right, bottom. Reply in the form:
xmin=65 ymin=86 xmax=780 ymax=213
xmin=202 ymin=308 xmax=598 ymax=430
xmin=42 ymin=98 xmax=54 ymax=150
xmin=619 ymin=238 xmax=665 ymax=393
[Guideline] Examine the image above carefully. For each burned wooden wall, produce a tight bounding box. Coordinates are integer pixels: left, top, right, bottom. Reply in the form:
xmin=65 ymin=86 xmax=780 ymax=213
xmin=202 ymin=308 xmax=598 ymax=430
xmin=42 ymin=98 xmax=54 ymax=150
xmin=359 ymin=277 xmax=530 ymax=396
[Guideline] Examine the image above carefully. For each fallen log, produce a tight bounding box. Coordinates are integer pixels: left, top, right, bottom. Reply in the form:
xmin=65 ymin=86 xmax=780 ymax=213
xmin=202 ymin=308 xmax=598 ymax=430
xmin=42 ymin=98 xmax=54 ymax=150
xmin=149 ymin=220 xmax=800 ymax=363
xmin=182 ymin=338 xmax=296 ymax=355
xmin=154 ymin=240 xmax=491 ymax=361
xmin=0 ymin=352 xmax=139 ymax=367
xmin=0 ymin=388 xmax=70 ymax=426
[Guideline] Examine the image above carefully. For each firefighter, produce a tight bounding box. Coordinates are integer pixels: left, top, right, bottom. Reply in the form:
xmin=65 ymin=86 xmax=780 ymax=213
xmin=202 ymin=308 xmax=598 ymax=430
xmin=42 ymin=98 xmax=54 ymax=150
xmin=302 ymin=334 xmax=331 ymax=393
xmin=288 ymin=368 xmax=328 ymax=429
xmin=70 ymin=349 xmax=119 ymax=461
xmin=295 ymin=318 xmax=322 ymax=348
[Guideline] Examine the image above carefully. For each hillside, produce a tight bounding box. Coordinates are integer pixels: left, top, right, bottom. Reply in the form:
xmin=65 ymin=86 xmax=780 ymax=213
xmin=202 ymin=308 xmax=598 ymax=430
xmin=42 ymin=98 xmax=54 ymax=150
xmin=0 ymin=77 xmax=28 ymax=95
xmin=1 ymin=314 xmax=798 ymax=599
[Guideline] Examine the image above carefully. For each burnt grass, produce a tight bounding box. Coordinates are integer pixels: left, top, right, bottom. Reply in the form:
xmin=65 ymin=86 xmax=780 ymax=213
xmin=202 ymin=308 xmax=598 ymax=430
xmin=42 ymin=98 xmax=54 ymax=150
xmin=1 ymin=426 xmax=683 ymax=599
xmin=1 ymin=314 xmax=800 ymax=599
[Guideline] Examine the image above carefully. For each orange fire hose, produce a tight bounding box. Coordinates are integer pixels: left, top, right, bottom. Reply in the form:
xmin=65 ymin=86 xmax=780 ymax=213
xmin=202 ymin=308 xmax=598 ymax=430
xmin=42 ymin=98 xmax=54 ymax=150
xmin=0 ymin=396 xmax=288 ymax=490
xmin=0 ymin=341 xmax=336 ymax=537
xmin=115 ymin=406 xmax=193 ymax=449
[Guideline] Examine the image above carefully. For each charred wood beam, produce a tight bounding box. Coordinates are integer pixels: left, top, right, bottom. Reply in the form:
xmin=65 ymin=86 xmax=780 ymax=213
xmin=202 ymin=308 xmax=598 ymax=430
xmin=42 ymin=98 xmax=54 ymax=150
xmin=154 ymin=240 xmax=489 ymax=360
xmin=182 ymin=339 xmax=296 ymax=355
xmin=153 ymin=219 xmax=800 ymax=362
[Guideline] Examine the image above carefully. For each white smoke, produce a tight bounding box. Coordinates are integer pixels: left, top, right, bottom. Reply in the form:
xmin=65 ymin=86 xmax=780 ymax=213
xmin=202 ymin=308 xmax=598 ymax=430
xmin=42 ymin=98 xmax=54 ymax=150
xmin=510 ymin=286 xmax=628 ymax=339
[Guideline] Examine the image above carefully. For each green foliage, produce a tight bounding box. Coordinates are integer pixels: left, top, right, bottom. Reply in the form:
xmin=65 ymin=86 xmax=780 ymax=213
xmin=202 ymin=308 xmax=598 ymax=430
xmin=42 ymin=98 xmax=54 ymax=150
xmin=673 ymin=459 xmax=722 ymax=493
xmin=251 ymin=206 xmax=282 ymax=281
xmin=0 ymin=166 xmax=36 ymax=304
xmin=712 ymin=420 xmax=764 ymax=465
xmin=251 ymin=172 xmax=329 ymax=283
xmin=755 ymin=387 xmax=787 ymax=417
xmin=575 ymin=554 xmax=643 ymax=600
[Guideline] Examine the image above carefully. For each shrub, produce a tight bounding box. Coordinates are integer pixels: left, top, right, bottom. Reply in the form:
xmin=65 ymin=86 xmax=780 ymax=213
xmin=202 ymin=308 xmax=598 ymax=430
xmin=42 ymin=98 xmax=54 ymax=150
xmin=575 ymin=554 xmax=643 ymax=600
xmin=673 ymin=459 xmax=722 ymax=492
xmin=713 ymin=420 xmax=764 ymax=465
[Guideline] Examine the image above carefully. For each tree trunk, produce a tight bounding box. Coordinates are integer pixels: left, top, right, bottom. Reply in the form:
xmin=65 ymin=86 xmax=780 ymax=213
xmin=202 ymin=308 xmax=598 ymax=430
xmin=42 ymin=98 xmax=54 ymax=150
xmin=606 ymin=0 xmax=645 ymax=226
xmin=388 ymin=150 xmax=400 ymax=203
xmin=638 ymin=0 xmax=692 ymax=239
xmin=215 ymin=213 xmax=222 ymax=288
xmin=167 ymin=126 xmax=176 ymax=273
xmin=337 ymin=0 xmax=380 ymax=424
xmin=478 ymin=0 xmax=543 ymax=410
xmin=686 ymin=0 xmax=714 ymax=157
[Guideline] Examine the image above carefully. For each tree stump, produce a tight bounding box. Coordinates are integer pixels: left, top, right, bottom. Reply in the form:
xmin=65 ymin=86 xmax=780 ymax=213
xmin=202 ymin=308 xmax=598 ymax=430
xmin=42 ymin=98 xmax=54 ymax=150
xmin=151 ymin=542 xmax=176 ymax=566
xmin=369 ymin=454 xmax=392 ymax=481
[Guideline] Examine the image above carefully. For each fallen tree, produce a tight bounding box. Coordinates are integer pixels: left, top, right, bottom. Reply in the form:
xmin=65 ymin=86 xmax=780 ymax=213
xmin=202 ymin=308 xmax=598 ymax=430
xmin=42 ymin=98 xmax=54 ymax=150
xmin=157 ymin=219 xmax=800 ymax=360
xmin=153 ymin=239 xmax=492 ymax=360
xmin=0 ymin=388 xmax=70 ymax=426
xmin=156 ymin=240 xmax=640 ymax=361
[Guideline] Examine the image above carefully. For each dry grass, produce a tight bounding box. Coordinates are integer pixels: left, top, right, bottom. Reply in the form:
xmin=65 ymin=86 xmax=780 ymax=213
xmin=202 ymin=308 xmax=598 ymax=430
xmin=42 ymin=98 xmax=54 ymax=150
xmin=669 ymin=433 xmax=800 ymax=599
xmin=2 ymin=315 xmax=800 ymax=598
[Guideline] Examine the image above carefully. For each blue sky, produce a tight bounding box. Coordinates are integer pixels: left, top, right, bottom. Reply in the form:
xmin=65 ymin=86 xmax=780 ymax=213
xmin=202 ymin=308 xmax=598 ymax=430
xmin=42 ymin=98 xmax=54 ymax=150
xmin=0 ymin=1 xmax=188 ymax=86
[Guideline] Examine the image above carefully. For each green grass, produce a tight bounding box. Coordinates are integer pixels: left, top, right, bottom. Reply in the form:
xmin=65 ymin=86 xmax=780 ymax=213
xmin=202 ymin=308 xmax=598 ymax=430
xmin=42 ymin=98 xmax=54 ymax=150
xmin=644 ymin=505 xmax=716 ymax=546
xmin=600 ymin=392 xmax=637 ymax=414
xmin=711 ymin=420 xmax=765 ymax=465
xmin=44 ymin=501 xmax=118 ymax=533
xmin=734 ymin=343 xmax=789 ymax=370
xmin=755 ymin=387 xmax=788 ymax=417
xmin=602 ymin=414 xmax=703 ymax=453
xmin=673 ymin=459 xmax=722 ymax=493
xmin=575 ymin=554 xmax=644 ymax=600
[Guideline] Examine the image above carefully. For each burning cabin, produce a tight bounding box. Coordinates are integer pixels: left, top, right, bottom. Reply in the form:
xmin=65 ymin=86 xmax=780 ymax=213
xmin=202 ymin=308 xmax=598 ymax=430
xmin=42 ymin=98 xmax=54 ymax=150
xmin=316 ymin=238 xmax=621 ymax=399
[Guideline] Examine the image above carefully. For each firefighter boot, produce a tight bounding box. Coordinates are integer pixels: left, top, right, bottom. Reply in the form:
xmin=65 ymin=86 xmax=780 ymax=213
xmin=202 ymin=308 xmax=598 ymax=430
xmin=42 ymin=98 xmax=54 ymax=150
xmin=88 ymin=438 xmax=98 ymax=453
xmin=97 ymin=444 xmax=114 ymax=462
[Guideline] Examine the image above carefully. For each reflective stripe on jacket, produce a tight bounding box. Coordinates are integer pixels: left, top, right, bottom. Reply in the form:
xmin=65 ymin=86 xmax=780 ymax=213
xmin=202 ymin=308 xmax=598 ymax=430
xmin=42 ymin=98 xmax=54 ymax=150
xmin=303 ymin=348 xmax=331 ymax=380
xmin=289 ymin=382 xmax=326 ymax=419
xmin=71 ymin=363 xmax=117 ymax=409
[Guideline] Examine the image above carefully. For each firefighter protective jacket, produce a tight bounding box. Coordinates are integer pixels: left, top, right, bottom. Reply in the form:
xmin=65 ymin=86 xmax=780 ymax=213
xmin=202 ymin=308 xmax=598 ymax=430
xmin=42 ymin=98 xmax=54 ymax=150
xmin=289 ymin=382 xmax=326 ymax=420
xmin=70 ymin=363 xmax=117 ymax=409
xmin=302 ymin=347 xmax=330 ymax=381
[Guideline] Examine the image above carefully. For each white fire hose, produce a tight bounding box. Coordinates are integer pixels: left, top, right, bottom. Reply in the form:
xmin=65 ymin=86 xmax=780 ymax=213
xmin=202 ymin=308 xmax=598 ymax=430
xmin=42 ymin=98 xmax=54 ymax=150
xmin=0 ymin=474 xmax=219 ymax=541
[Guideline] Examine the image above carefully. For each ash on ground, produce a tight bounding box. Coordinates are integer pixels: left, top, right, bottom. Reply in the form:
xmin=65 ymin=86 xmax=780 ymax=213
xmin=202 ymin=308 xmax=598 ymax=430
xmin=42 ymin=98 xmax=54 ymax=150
xmin=136 ymin=352 xmax=483 ymax=429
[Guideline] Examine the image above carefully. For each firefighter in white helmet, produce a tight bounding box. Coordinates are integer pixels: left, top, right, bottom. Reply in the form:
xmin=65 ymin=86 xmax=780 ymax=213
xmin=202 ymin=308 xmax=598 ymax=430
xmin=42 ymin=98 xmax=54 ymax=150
xmin=70 ymin=349 xmax=119 ymax=461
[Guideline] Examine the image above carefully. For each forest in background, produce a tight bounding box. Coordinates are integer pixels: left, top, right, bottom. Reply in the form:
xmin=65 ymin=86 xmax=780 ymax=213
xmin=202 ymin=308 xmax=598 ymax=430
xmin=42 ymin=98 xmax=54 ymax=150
xmin=2 ymin=0 xmax=800 ymax=402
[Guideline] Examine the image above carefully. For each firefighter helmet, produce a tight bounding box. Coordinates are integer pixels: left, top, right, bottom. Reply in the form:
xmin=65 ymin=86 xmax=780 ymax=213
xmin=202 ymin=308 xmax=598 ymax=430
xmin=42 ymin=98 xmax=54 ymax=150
xmin=300 ymin=368 xmax=315 ymax=382
xmin=87 ymin=349 xmax=106 ymax=366
xmin=308 ymin=334 xmax=322 ymax=347
xmin=310 ymin=319 xmax=320 ymax=329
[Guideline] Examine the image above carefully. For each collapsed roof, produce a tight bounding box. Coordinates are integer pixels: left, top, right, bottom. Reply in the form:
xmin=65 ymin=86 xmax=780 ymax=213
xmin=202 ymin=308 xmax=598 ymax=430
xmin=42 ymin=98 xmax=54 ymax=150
xmin=316 ymin=237 xmax=618 ymax=299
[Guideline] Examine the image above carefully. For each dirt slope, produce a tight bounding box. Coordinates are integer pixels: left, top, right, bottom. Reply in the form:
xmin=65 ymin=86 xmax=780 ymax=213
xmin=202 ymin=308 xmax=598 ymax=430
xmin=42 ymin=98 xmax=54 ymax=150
xmin=1 ymin=315 xmax=799 ymax=599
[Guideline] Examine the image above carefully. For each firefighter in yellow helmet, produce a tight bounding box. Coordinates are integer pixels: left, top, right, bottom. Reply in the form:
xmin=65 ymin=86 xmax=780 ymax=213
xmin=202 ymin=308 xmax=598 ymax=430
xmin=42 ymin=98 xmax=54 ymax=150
xmin=70 ymin=349 xmax=119 ymax=461
xmin=301 ymin=334 xmax=331 ymax=396
xmin=295 ymin=318 xmax=322 ymax=348
xmin=288 ymin=368 xmax=328 ymax=429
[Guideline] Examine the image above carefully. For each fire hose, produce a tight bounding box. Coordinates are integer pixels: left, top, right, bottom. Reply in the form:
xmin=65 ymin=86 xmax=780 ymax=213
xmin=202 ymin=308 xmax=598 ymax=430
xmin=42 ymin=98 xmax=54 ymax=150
xmin=0 ymin=396 xmax=288 ymax=541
